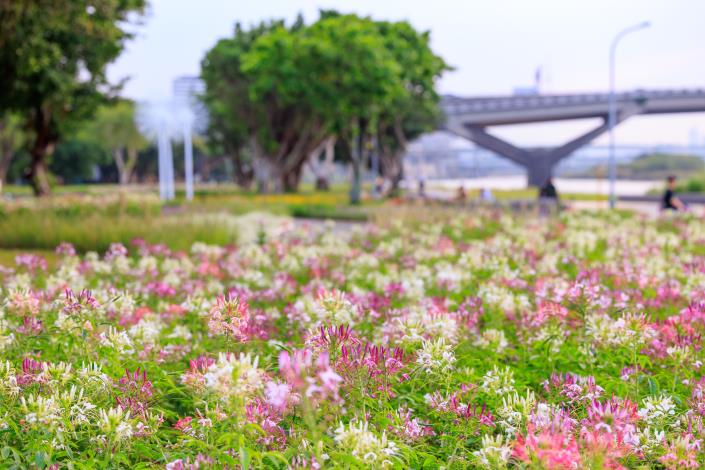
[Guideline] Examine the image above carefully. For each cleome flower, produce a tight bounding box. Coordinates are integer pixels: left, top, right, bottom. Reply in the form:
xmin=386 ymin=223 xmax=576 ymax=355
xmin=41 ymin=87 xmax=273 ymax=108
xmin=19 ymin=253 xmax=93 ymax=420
xmin=207 ymin=294 xmax=252 ymax=341
xmin=333 ymin=421 xmax=398 ymax=467
xmin=201 ymin=352 xmax=264 ymax=404
xmin=638 ymin=394 xmax=679 ymax=429
xmin=99 ymin=407 xmax=134 ymax=444
xmin=480 ymin=366 xmax=516 ymax=397
xmin=415 ymin=337 xmax=456 ymax=375
xmin=472 ymin=434 xmax=512 ymax=469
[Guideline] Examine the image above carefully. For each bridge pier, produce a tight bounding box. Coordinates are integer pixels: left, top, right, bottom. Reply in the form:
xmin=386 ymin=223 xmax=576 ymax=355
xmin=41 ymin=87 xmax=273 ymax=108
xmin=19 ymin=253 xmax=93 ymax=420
xmin=445 ymin=116 xmax=627 ymax=187
xmin=441 ymin=91 xmax=668 ymax=188
xmin=525 ymin=154 xmax=554 ymax=187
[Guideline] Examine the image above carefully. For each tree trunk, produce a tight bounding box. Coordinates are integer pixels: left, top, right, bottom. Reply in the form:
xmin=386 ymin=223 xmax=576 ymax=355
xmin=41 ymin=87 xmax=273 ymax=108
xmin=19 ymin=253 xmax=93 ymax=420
xmin=349 ymin=131 xmax=362 ymax=205
xmin=26 ymin=106 xmax=56 ymax=197
xmin=309 ymin=137 xmax=335 ymax=191
xmin=114 ymin=148 xmax=130 ymax=185
xmin=281 ymin=157 xmax=307 ymax=192
xmin=124 ymin=147 xmax=139 ymax=185
xmin=0 ymin=145 xmax=13 ymax=193
xmin=0 ymin=120 xmax=14 ymax=192
xmin=28 ymin=149 xmax=52 ymax=196
xmin=380 ymin=150 xmax=404 ymax=197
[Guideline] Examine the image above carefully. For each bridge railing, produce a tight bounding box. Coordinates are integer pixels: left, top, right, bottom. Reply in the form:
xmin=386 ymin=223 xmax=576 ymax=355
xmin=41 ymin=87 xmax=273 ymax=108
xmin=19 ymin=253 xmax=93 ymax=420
xmin=442 ymin=89 xmax=705 ymax=116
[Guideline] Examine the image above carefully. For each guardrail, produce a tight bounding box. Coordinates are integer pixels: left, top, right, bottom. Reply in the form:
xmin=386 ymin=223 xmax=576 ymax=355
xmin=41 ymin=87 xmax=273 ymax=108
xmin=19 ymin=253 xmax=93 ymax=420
xmin=442 ymin=89 xmax=705 ymax=115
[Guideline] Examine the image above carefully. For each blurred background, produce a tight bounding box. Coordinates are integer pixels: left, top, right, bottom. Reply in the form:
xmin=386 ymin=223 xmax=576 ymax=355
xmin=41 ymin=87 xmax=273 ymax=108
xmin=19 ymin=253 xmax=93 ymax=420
xmin=1 ymin=0 xmax=705 ymax=257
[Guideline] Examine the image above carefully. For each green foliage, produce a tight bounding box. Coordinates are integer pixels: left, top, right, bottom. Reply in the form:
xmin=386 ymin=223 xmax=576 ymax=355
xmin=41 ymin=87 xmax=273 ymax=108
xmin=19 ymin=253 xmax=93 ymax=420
xmin=49 ymin=139 xmax=110 ymax=184
xmin=200 ymin=12 xmax=449 ymax=197
xmin=200 ymin=20 xmax=287 ymax=187
xmin=0 ymin=197 xmax=234 ymax=252
xmin=0 ymin=0 xmax=148 ymax=194
xmin=79 ymin=101 xmax=147 ymax=155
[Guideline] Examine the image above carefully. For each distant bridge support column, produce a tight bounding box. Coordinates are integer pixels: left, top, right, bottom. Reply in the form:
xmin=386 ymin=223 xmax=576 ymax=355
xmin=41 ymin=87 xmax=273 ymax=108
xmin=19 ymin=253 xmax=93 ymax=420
xmin=525 ymin=152 xmax=553 ymax=187
xmin=445 ymin=116 xmax=626 ymax=187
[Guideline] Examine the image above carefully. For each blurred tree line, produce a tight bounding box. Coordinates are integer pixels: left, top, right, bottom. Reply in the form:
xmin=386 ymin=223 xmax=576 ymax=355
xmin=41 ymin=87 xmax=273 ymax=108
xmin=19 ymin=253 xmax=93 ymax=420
xmin=0 ymin=5 xmax=449 ymax=201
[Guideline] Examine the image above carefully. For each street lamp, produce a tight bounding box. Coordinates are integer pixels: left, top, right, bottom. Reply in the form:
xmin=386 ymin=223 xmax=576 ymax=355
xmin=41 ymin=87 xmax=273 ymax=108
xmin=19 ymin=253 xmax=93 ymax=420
xmin=608 ymin=21 xmax=650 ymax=209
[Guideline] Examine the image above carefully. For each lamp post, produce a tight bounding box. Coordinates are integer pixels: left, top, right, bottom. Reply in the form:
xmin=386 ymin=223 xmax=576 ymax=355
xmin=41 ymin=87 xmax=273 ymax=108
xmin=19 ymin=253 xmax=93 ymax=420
xmin=608 ymin=21 xmax=650 ymax=209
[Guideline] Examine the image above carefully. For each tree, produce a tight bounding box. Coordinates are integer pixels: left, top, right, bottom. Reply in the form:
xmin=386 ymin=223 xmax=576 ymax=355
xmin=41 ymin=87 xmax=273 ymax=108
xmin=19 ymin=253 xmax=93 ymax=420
xmin=80 ymin=101 xmax=147 ymax=184
xmin=0 ymin=0 xmax=147 ymax=195
xmin=200 ymin=12 xmax=448 ymax=198
xmin=201 ymin=21 xmax=285 ymax=191
xmin=0 ymin=112 xmax=26 ymax=192
xmin=296 ymin=14 xmax=405 ymax=203
xmin=241 ymin=23 xmax=334 ymax=192
xmin=373 ymin=20 xmax=449 ymax=194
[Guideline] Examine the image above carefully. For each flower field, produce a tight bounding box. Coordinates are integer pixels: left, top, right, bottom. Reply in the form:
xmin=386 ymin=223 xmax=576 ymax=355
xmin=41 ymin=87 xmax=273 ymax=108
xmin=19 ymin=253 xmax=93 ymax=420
xmin=1 ymin=210 xmax=705 ymax=469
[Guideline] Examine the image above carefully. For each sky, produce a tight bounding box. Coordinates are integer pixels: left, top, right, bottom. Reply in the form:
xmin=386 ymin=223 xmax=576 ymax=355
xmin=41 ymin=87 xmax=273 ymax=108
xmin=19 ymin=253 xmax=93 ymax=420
xmin=108 ymin=0 xmax=705 ymax=147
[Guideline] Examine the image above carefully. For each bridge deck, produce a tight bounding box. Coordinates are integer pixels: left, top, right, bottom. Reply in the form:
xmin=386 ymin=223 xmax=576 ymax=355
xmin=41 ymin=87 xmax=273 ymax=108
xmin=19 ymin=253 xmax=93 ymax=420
xmin=442 ymin=89 xmax=705 ymax=126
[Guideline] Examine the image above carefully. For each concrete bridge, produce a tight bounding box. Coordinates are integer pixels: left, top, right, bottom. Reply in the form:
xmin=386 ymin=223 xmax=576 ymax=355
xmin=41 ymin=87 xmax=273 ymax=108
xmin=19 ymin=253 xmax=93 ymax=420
xmin=442 ymin=89 xmax=705 ymax=186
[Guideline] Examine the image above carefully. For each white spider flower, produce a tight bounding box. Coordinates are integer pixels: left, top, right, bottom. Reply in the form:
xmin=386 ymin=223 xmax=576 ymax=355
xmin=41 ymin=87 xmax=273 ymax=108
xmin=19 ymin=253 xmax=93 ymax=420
xmin=334 ymin=421 xmax=398 ymax=467
xmin=416 ymin=338 xmax=456 ymax=374
xmin=472 ymin=434 xmax=512 ymax=468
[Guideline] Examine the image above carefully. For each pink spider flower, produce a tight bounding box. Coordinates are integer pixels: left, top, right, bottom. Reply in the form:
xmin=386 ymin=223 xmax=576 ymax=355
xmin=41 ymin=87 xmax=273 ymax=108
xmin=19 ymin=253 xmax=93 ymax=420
xmin=17 ymin=357 xmax=48 ymax=387
xmin=580 ymin=429 xmax=629 ymax=470
xmin=245 ymin=398 xmax=287 ymax=449
xmin=104 ymin=243 xmax=128 ymax=261
xmin=6 ymin=289 xmax=41 ymax=317
xmin=388 ymin=407 xmax=435 ymax=442
xmin=513 ymin=426 xmax=582 ymax=470
xmin=55 ymin=242 xmax=76 ymax=257
xmin=14 ymin=253 xmax=47 ymax=273
xmin=580 ymin=397 xmax=639 ymax=445
xmin=16 ymin=316 xmax=43 ymax=335
xmin=181 ymin=355 xmax=216 ymax=390
xmin=336 ymin=342 xmax=406 ymax=398
xmin=116 ymin=367 xmax=154 ymax=418
xmin=544 ymin=372 xmax=604 ymax=404
xmin=278 ymin=349 xmax=343 ymax=405
xmin=455 ymin=296 xmax=483 ymax=331
xmin=207 ymin=294 xmax=253 ymax=341
xmin=658 ymin=434 xmax=702 ymax=469
xmin=62 ymin=288 xmax=100 ymax=316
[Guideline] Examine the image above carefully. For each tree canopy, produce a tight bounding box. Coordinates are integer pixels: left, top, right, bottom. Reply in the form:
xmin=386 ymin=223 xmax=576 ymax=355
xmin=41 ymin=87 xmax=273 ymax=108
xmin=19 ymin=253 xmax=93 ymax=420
xmin=79 ymin=101 xmax=148 ymax=185
xmin=0 ymin=0 xmax=148 ymax=195
xmin=201 ymin=11 xmax=449 ymax=200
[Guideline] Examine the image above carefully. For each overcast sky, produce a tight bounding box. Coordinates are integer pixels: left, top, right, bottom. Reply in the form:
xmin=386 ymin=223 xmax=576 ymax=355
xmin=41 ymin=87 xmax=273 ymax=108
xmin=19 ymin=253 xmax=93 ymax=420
xmin=108 ymin=0 xmax=705 ymax=146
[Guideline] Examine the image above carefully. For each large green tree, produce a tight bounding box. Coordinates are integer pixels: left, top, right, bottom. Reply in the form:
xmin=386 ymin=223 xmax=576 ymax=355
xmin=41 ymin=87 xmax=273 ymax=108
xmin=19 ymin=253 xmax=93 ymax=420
xmin=201 ymin=12 xmax=448 ymax=199
xmin=374 ymin=20 xmax=450 ymax=194
xmin=241 ymin=20 xmax=337 ymax=192
xmin=0 ymin=0 xmax=147 ymax=195
xmin=201 ymin=20 xmax=288 ymax=191
xmin=294 ymin=14 xmax=405 ymax=203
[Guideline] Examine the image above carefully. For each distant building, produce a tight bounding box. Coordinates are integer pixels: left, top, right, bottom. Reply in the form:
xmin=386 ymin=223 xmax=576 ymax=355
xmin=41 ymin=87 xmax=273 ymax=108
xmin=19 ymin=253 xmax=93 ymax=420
xmin=172 ymin=76 xmax=208 ymax=134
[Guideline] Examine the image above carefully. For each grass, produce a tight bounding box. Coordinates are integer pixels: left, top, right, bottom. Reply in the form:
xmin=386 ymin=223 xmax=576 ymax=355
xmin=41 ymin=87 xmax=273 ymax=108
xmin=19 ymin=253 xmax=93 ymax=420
xmin=0 ymin=182 xmax=610 ymax=253
xmin=0 ymin=213 xmax=236 ymax=253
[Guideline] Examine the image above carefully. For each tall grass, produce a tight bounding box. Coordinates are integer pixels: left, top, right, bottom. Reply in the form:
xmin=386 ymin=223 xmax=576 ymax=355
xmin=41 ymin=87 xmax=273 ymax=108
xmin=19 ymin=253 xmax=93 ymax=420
xmin=0 ymin=194 xmax=236 ymax=253
xmin=0 ymin=213 xmax=236 ymax=253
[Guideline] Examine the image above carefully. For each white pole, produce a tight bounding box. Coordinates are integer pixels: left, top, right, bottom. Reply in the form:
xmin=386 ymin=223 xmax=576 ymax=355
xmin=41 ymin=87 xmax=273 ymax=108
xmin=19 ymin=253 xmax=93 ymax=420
xmin=157 ymin=126 xmax=167 ymax=200
xmin=165 ymin=136 xmax=175 ymax=200
xmin=608 ymin=21 xmax=650 ymax=209
xmin=184 ymin=123 xmax=194 ymax=201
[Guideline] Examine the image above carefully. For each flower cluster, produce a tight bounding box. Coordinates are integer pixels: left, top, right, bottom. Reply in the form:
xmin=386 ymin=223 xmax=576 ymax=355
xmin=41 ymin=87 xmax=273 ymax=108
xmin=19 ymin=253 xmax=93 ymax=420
xmin=0 ymin=210 xmax=704 ymax=467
